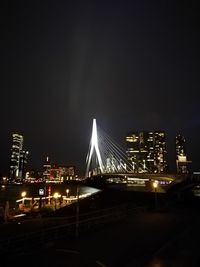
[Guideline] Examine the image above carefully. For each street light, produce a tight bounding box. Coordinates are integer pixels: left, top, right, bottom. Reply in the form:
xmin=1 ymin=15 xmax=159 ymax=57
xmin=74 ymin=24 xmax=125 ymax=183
xmin=21 ymin=191 xmax=26 ymax=205
xmin=53 ymin=192 xmax=59 ymax=210
xmin=75 ymin=184 xmax=80 ymax=238
xmin=153 ymin=181 xmax=158 ymax=210
xmin=66 ymin=189 xmax=69 ymax=198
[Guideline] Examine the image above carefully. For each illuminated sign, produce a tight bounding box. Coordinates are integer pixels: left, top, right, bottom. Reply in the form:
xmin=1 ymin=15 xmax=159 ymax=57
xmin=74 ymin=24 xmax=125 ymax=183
xmin=39 ymin=189 xmax=45 ymax=196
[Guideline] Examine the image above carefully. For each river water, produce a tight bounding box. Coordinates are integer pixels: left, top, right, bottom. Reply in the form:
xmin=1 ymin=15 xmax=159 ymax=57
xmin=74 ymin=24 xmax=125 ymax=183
xmin=0 ymin=183 xmax=100 ymax=209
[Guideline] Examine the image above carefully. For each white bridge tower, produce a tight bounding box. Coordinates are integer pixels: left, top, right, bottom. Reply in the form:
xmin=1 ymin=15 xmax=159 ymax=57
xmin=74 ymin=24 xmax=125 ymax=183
xmin=85 ymin=119 xmax=104 ymax=178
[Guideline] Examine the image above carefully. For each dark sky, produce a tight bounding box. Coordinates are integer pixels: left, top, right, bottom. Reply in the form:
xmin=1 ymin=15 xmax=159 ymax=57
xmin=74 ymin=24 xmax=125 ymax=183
xmin=0 ymin=0 xmax=200 ymax=176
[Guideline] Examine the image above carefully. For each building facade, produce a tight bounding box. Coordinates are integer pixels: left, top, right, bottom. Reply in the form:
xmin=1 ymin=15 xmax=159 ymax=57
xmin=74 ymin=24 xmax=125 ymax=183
xmin=43 ymin=157 xmax=75 ymax=182
xmin=43 ymin=156 xmax=51 ymax=181
xmin=154 ymin=131 xmax=167 ymax=173
xmin=175 ymin=134 xmax=189 ymax=174
xmin=49 ymin=165 xmax=75 ymax=182
xmin=126 ymin=131 xmax=167 ymax=173
xmin=19 ymin=150 xmax=29 ymax=179
xmin=9 ymin=133 xmax=28 ymax=182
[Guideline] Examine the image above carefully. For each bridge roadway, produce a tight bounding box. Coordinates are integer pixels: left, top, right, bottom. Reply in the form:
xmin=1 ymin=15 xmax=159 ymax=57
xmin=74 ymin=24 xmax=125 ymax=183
xmin=85 ymin=173 xmax=200 ymax=191
xmin=86 ymin=172 xmax=200 ymax=179
xmin=86 ymin=172 xmax=180 ymax=181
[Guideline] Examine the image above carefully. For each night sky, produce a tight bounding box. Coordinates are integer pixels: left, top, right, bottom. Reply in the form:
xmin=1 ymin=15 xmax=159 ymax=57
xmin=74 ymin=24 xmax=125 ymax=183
xmin=0 ymin=0 xmax=200 ymax=176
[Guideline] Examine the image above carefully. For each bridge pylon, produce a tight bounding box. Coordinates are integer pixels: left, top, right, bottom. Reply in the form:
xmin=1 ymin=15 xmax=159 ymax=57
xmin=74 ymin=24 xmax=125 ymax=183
xmin=85 ymin=119 xmax=104 ymax=178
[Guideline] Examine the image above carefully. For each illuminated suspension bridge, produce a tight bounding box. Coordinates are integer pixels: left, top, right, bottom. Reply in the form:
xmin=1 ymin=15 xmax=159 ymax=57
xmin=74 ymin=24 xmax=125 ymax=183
xmin=84 ymin=119 xmax=200 ymax=194
xmin=85 ymin=119 xmax=150 ymax=178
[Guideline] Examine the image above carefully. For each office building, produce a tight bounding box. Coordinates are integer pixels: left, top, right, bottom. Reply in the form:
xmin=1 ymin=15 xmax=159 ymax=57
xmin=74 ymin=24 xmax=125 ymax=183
xmin=175 ymin=134 xmax=189 ymax=174
xmin=9 ymin=133 xmax=28 ymax=182
xmin=154 ymin=131 xmax=167 ymax=173
xmin=49 ymin=165 xmax=75 ymax=182
xmin=43 ymin=156 xmax=51 ymax=181
xmin=19 ymin=150 xmax=29 ymax=180
xmin=126 ymin=131 xmax=167 ymax=173
xmin=43 ymin=157 xmax=75 ymax=182
xmin=126 ymin=132 xmax=140 ymax=172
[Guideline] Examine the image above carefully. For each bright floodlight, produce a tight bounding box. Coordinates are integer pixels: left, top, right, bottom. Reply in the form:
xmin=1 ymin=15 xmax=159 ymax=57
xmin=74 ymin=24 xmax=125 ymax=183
xmin=53 ymin=192 xmax=59 ymax=199
xmin=21 ymin=191 xmax=26 ymax=198
xmin=153 ymin=181 xmax=158 ymax=189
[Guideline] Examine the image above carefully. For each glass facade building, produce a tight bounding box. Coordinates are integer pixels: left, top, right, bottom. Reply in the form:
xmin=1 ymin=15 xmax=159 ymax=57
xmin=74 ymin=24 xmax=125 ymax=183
xmin=9 ymin=133 xmax=28 ymax=181
xmin=175 ymin=134 xmax=188 ymax=174
xmin=126 ymin=131 xmax=167 ymax=173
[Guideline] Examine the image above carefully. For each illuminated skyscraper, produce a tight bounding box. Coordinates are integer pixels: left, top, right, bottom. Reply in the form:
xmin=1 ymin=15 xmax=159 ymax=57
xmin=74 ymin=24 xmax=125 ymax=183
xmin=154 ymin=131 xmax=167 ymax=173
xmin=126 ymin=131 xmax=167 ymax=173
xmin=9 ymin=133 xmax=24 ymax=181
xmin=19 ymin=150 xmax=29 ymax=180
xmin=175 ymin=134 xmax=189 ymax=173
xmin=146 ymin=131 xmax=155 ymax=172
xmin=126 ymin=132 xmax=140 ymax=172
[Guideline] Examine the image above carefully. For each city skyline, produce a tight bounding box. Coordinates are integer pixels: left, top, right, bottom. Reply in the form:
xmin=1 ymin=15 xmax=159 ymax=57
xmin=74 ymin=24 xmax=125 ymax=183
xmin=0 ymin=1 xmax=200 ymax=174
xmin=1 ymin=126 xmax=193 ymax=177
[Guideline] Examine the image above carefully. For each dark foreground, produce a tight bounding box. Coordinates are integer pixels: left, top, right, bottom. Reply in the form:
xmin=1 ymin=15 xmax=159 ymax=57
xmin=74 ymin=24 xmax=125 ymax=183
xmin=1 ymin=188 xmax=200 ymax=267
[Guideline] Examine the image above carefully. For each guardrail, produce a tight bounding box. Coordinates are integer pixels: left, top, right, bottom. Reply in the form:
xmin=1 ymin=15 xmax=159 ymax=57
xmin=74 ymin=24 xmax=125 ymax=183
xmin=0 ymin=203 xmax=146 ymax=255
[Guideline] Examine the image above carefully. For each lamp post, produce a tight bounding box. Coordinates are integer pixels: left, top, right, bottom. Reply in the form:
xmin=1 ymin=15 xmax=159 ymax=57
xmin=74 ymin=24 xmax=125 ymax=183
xmin=153 ymin=181 xmax=158 ymax=210
xmin=66 ymin=189 xmax=69 ymax=198
xmin=75 ymin=184 xmax=80 ymax=238
xmin=21 ymin=191 xmax=26 ymax=205
xmin=66 ymin=189 xmax=69 ymax=204
xmin=53 ymin=192 xmax=59 ymax=210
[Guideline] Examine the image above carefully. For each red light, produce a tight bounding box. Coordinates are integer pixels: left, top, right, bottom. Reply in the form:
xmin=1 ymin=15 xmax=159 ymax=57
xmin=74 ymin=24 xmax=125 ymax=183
xmin=48 ymin=186 xmax=51 ymax=194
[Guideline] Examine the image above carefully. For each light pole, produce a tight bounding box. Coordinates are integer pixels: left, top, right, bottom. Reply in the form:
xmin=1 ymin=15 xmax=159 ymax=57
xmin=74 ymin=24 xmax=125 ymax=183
xmin=21 ymin=191 xmax=26 ymax=205
xmin=75 ymin=184 xmax=80 ymax=238
xmin=153 ymin=181 xmax=158 ymax=210
xmin=53 ymin=192 xmax=59 ymax=210
xmin=66 ymin=189 xmax=69 ymax=204
xmin=66 ymin=189 xmax=69 ymax=198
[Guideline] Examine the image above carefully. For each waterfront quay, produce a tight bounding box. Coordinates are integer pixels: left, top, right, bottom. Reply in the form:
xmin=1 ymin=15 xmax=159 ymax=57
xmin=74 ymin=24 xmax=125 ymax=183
xmin=1 ymin=184 xmax=200 ymax=266
xmin=0 ymin=183 xmax=100 ymax=219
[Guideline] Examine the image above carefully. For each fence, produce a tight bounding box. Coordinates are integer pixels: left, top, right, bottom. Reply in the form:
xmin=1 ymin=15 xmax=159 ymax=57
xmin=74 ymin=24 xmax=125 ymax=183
xmin=0 ymin=203 xmax=146 ymax=255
